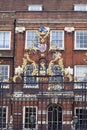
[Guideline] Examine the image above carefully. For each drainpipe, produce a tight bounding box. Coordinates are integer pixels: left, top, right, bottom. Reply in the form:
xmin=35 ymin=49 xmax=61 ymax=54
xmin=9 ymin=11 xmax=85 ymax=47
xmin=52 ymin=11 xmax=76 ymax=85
xmin=10 ymin=19 xmax=16 ymax=117
xmin=13 ymin=19 xmax=16 ymax=77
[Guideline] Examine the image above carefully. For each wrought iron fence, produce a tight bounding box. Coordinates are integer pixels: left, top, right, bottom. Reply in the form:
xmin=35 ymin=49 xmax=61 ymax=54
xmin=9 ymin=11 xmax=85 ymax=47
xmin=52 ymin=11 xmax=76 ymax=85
xmin=0 ymin=79 xmax=87 ymax=130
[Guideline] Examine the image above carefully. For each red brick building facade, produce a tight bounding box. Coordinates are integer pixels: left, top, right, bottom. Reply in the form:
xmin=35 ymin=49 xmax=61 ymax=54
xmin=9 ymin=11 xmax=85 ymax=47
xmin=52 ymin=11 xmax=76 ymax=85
xmin=0 ymin=0 xmax=87 ymax=130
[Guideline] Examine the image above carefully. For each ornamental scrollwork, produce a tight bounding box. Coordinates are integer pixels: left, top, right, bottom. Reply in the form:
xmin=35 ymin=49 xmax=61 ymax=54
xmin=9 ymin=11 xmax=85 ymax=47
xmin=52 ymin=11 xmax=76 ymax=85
xmin=13 ymin=50 xmax=37 ymax=82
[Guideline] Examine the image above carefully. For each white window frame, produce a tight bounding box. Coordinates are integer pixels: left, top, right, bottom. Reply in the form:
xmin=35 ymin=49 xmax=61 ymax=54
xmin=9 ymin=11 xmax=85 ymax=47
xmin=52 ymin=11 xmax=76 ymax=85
xmin=25 ymin=30 xmax=39 ymax=49
xmin=74 ymin=65 xmax=87 ymax=80
xmin=0 ymin=65 xmax=10 ymax=88
xmin=75 ymin=31 xmax=87 ymax=50
xmin=23 ymin=106 xmax=38 ymax=130
xmin=0 ymin=31 xmax=11 ymax=50
xmin=75 ymin=107 xmax=87 ymax=129
xmin=28 ymin=5 xmax=43 ymax=11
xmin=75 ymin=107 xmax=87 ymax=114
xmin=74 ymin=4 xmax=87 ymax=11
xmin=0 ymin=106 xmax=8 ymax=130
xmin=50 ymin=30 xmax=64 ymax=50
xmin=74 ymin=65 xmax=87 ymax=89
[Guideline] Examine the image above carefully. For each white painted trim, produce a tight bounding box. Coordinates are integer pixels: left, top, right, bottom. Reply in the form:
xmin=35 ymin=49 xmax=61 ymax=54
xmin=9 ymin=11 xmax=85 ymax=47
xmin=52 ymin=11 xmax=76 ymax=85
xmin=74 ymin=4 xmax=87 ymax=11
xmin=74 ymin=30 xmax=87 ymax=50
xmin=23 ymin=106 xmax=25 ymax=129
xmin=28 ymin=5 xmax=43 ymax=11
xmin=64 ymin=27 xmax=75 ymax=32
xmin=38 ymin=121 xmax=47 ymax=124
xmin=63 ymin=111 xmax=72 ymax=115
xmin=74 ymin=107 xmax=87 ymax=115
xmin=0 ymin=31 xmax=11 ymax=50
xmin=74 ymin=65 xmax=87 ymax=85
xmin=23 ymin=106 xmax=38 ymax=129
xmin=47 ymin=104 xmax=63 ymax=127
xmin=0 ymin=106 xmax=8 ymax=129
xmin=25 ymin=30 xmax=37 ymax=49
xmin=38 ymin=110 xmax=46 ymax=114
xmin=6 ymin=106 xmax=8 ymax=129
xmin=15 ymin=27 xmax=25 ymax=33
xmin=63 ymin=121 xmax=71 ymax=124
xmin=17 ymin=19 xmax=87 ymax=24
xmin=50 ymin=30 xmax=64 ymax=50
xmin=23 ymin=85 xmax=39 ymax=88
xmin=0 ymin=65 xmax=10 ymax=88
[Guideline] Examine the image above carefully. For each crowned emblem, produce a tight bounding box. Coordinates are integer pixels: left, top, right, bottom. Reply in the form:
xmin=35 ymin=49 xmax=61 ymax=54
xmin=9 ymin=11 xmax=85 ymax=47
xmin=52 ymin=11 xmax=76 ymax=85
xmin=36 ymin=26 xmax=50 ymax=44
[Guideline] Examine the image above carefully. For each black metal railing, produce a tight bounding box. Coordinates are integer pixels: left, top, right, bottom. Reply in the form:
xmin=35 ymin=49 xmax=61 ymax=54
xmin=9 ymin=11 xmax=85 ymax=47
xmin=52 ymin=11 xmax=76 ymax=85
xmin=0 ymin=78 xmax=87 ymax=130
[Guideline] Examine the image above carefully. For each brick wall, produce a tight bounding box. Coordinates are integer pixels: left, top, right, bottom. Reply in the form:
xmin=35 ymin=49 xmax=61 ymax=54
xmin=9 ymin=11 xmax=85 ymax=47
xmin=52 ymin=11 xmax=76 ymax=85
xmin=0 ymin=0 xmax=87 ymax=11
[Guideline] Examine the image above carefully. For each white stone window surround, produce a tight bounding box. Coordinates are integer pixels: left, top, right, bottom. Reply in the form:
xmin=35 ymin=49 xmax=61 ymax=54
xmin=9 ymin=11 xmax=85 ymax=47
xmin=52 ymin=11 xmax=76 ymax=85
xmin=0 ymin=65 xmax=9 ymax=88
xmin=74 ymin=4 xmax=87 ymax=11
xmin=0 ymin=31 xmax=11 ymax=50
xmin=50 ymin=30 xmax=64 ymax=50
xmin=74 ymin=65 xmax=87 ymax=89
xmin=23 ymin=106 xmax=38 ymax=129
xmin=0 ymin=106 xmax=8 ymax=129
xmin=75 ymin=30 xmax=87 ymax=50
xmin=25 ymin=30 xmax=39 ymax=49
xmin=28 ymin=5 xmax=43 ymax=11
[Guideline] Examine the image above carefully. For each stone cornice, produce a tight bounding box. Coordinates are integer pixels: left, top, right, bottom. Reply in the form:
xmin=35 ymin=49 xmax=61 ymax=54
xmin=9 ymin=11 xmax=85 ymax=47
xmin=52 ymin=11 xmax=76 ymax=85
xmin=17 ymin=19 xmax=87 ymax=23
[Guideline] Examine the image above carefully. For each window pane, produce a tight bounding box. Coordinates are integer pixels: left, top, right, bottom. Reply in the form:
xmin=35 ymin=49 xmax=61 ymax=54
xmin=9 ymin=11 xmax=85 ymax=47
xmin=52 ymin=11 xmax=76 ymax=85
xmin=76 ymin=108 xmax=87 ymax=130
xmin=24 ymin=107 xmax=37 ymax=129
xmin=74 ymin=5 xmax=87 ymax=11
xmin=0 ymin=31 xmax=10 ymax=49
xmin=50 ymin=30 xmax=64 ymax=49
xmin=75 ymin=31 xmax=87 ymax=49
xmin=0 ymin=107 xmax=7 ymax=129
xmin=75 ymin=66 xmax=87 ymax=79
xmin=0 ymin=65 xmax=9 ymax=81
xmin=48 ymin=105 xmax=62 ymax=130
xmin=28 ymin=5 xmax=42 ymax=11
xmin=26 ymin=30 xmax=39 ymax=49
xmin=0 ymin=65 xmax=9 ymax=88
xmin=74 ymin=65 xmax=87 ymax=89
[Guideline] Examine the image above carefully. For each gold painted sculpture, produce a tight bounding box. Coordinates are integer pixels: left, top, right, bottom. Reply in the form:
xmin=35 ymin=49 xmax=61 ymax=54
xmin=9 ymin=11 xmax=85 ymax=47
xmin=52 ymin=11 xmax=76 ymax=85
xmin=47 ymin=51 xmax=73 ymax=81
xmin=36 ymin=26 xmax=50 ymax=44
xmin=13 ymin=51 xmax=38 ymax=82
xmin=13 ymin=66 xmax=23 ymax=82
xmin=64 ymin=67 xmax=73 ymax=82
xmin=12 ymin=26 xmax=73 ymax=82
xmin=22 ymin=51 xmax=37 ymax=75
xmin=47 ymin=51 xmax=64 ymax=75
